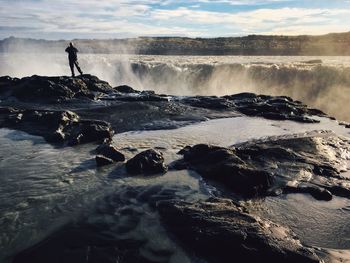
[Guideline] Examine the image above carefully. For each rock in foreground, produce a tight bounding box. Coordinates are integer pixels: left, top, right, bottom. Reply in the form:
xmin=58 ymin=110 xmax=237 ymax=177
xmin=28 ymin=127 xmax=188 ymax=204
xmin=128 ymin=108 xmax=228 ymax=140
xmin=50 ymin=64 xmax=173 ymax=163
xmin=0 ymin=107 xmax=114 ymax=146
xmin=95 ymin=142 xmax=126 ymax=162
xmin=158 ymin=198 xmax=321 ymax=263
xmin=126 ymin=149 xmax=168 ymax=175
xmin=177 ymin=131 xmax=350 ymax=199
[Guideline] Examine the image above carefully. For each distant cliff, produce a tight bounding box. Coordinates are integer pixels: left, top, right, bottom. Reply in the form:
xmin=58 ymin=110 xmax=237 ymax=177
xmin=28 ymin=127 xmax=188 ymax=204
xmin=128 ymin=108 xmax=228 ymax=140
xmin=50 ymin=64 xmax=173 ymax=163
xmin=1 ymin=32 xmax=350 ymax=55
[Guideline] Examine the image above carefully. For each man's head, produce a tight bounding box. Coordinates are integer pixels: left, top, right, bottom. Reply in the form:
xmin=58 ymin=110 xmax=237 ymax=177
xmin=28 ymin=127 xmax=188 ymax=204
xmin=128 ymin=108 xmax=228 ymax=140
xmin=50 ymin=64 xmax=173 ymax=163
xmin=69 ymin=42 xmax=74 ymax=47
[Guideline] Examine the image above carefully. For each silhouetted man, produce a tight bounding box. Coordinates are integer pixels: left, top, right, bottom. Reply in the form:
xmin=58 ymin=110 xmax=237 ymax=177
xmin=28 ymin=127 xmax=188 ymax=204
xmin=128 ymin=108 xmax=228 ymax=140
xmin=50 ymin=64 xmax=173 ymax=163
xmin=65 ymin=42 xmax=83 ymax=77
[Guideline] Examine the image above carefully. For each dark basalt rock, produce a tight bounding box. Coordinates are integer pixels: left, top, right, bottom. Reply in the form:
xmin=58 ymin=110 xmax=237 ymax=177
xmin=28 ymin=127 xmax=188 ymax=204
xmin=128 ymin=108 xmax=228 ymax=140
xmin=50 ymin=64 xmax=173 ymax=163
xmin=114 ymin=85 xmax=139 ymax=93
xmin=180 ymin=144 xmax=273 ymax=197
xmin=12 ymin=225 xmax=148 ymax=263
xmin=178 ymin=131 xmax=350 ymax=199
xmin=95 ymin=155 xmax=114 ymax=167
xmin=226 ymin=93 xmax=325 ymax=123
xmin=181 ymin=96 xmax=234 ymax=109
xmin=126 ymin=149 xmax=168 ymax=175
xmin=158 ymin=198 xmax=321 ymax=263
xmin=115 ymin=92 xmax=169 ymax=102
xmin=67 ymin=120 xmax=114 ymax=146
xmin=95 ymin=142 xmax=125 ymax=163
xmin=284 ymin=184 xmax=333 ymax=201
xmin=0 ymin=107 xmax=114 ymax=146
xmin=1 ymin=74 xmax=114 ymax=102
xmin=0 ymin=76 xmax=19 ymax=94
xmin=181 ymin=92 xmax=326 ymax=123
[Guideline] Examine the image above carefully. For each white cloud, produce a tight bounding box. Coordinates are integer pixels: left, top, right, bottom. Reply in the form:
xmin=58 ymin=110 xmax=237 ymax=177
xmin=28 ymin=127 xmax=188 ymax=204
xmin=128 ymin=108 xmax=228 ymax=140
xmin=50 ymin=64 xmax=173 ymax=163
xmin=0 ymin=0 xmax=350 ymax=38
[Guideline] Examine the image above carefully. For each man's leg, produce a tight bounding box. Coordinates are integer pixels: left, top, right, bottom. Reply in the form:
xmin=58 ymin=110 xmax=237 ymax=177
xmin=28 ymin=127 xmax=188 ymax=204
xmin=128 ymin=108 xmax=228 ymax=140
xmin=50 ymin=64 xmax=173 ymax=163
xmin=69 ymin=60 xmax=75 ymax=77
xmin=74 ymin=61 xmax=83 ymax=75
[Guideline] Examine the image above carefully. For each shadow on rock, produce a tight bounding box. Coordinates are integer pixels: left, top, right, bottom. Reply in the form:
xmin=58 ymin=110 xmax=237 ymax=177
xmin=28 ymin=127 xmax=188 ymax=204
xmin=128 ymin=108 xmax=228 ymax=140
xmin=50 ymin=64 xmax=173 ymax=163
xmin=158 ymin=198 xmax=322 ymax=263
xmin=0 ymin=107 xmax=114 ymax=146
xmin=176 ymin=131 xmax=350 ymax=200
xmin=126 ymin=149 xmax=168 ymax=175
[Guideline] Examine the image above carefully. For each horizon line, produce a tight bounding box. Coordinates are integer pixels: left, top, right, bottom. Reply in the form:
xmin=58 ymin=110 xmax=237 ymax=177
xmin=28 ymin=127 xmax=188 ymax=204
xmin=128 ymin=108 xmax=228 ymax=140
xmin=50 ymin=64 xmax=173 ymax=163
xmin=1 ymin=31 xmax=350 ymax=41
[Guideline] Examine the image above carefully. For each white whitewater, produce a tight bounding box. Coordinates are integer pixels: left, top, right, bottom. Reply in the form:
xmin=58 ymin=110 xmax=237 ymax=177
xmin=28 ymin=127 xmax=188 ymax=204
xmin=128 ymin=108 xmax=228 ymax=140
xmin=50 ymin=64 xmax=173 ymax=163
xmin=1 ymin=54 xmax=350 ymax=121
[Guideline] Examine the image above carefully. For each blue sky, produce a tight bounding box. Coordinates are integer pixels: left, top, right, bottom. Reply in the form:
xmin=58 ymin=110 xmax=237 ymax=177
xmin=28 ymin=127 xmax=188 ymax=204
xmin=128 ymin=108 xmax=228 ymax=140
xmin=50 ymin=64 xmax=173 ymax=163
xmin=0 ymin=0 xmax=350 ymax=39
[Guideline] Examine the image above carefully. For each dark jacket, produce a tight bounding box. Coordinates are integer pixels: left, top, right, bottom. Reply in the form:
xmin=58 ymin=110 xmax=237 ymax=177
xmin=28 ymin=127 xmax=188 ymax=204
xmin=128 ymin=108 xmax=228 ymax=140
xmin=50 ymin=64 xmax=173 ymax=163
xmin=65 ymin=46 xmax=79 ymax=61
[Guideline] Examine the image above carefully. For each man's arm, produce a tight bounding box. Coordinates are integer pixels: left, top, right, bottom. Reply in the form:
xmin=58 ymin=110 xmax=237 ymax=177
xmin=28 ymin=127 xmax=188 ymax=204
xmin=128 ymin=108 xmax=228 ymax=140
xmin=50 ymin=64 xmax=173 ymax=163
xmin=65 ymin=47 xmax=69 ymax=52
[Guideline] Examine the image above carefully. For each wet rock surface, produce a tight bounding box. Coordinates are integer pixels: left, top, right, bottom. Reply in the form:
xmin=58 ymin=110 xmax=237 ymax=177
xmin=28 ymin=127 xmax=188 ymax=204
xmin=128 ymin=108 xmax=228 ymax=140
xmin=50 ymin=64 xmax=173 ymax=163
xmin=181 ymin=92 xmax=326 ymax=123
xmin=1 ymin=74 xmax=349 ymax=263
xmin=126 ymin=149 xmax=168 ymax=175
xmin=0 ymin=75 xmax=330 ymax=137
xmin=12 ymin=183 xmax=196 ymax=263
xmin=158 ymin=198 xmax=321 ymax=263
xmin=95 ymin=142 xmax=126 ymax=162
xmin=12 ymin=224 xmax=150 ymax=263
xmin=0 ymin=107 xmax=114 ymax=145
xmin=1 ymin=74 xmax=114 ymax=102
xmin=95 ymin=155 xmax=114 ymax=167
xmin=177 ymin=131 xmax=350 ymax=200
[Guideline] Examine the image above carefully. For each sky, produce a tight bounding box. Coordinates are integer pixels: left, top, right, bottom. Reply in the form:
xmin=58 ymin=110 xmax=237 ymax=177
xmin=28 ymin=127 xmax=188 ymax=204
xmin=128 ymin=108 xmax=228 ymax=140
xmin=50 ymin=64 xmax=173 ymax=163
xmin=0 ymin=0 xmax=350 ymax=40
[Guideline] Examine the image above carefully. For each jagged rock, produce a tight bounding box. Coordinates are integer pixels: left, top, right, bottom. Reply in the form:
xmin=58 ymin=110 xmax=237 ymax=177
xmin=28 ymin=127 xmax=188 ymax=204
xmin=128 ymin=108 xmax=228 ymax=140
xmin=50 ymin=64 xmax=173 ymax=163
xmin=67 ymin=120 xmax=114 ymax=145
xmin=95 ymin=155 xmax=114 ymax=167
xmin=1 ymin=74 xmax=114 ymax=102
xmin=178 ymin=131 xmax=350 ymax=199
xmin=114 ymin=85 xmax=138 ymax=93
xmin=126 ymin=149 xmax=168 ymax=175
xmin=1 ymin=108 xmax=114 ymax=146
xmin=0 ymin=76 xmax=18 ymax=94
xmin=180 ymin=144 xmax=273 ymax=197
xmin=284 ymin=184 xmax=333 ymax=201
xmin=77 ymin=74 xmax=113 ymax=93
xmin=115 ymin=92 xmax=168 ymax=102
xmin=226 ymin=93 xmax=324 ymax=122
xmin=158 ymin=198 xmax=321 ymax=263
xmin=181 ymin=96 xmax=234 ymax=109
xmin=12 ymin=225 xmax=148 ymax=263
xmin=46 ymin=129 xmax=66 ymax=143
xmin=95 ymin=143 xmax=125 ymax=162
xmin=181 ymin=92 xmax=326 ymax=123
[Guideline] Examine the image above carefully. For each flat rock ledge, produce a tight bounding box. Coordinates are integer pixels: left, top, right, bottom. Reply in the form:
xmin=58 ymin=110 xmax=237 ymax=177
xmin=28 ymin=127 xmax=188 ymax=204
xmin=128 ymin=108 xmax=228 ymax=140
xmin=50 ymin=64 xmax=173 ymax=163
xmin=158 ymin=198 xmax=321 ymax=263
xmin=181 ymin=92 xmax=327 ymax=123
xmin=0 ymin=75 xmax=330 ymax=124
xmin=176 ymin=131 xmax=350 ymax=200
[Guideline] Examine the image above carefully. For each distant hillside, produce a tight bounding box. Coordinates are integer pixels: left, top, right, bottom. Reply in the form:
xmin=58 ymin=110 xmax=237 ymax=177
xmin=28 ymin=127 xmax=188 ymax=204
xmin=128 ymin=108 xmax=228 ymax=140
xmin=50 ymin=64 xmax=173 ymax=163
xmin=1 ymin=32 xmax=350 ymax=55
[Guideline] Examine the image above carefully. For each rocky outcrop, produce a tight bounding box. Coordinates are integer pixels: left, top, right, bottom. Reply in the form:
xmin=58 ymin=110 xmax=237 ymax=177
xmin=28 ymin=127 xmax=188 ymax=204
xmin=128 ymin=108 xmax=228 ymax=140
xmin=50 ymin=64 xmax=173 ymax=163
xmin=95 ymin=142 xmax=125 ymax=166
xmin=226 ymin=93 xmax=326 ymax=122
xmin=126 ymin=149 xmax=168 ymax=175
xmin=114 ymin=90 xmax=169 ymax=102
xmin=158 ymin=198 xmax=321 ymax=263
xmin=12 ymin=224 xmax=149 ymax=263
xmin=182 ymin=93 xmax=326 ymax=123
xmin=0 ymin=75 xmax=331 ymax=126
xmin=95 ymin=143 xmax=125 ymax=162
xmin=0 ymin=107 xmax=114 ymax=146
xmin=114 ymin=85 xmax=138 ymax=93
xmin=177 ymin=131 xmax=350 ymax=200
xmin=0 ymin=74 xmax=115 ymax=102
xmin=95 ymin=155 xmax=114 ymax=167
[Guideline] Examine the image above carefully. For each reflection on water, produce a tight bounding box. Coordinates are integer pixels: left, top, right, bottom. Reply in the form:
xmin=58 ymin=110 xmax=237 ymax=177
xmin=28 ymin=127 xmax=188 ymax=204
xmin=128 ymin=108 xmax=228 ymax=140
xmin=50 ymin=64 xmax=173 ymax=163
xmin=0 ymin=116 xmax=349 ymax=261
xmin=256 ymin=194 xmax=350 ymax=249
xmin=0 ymin=129 xmax=113 ymax=261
